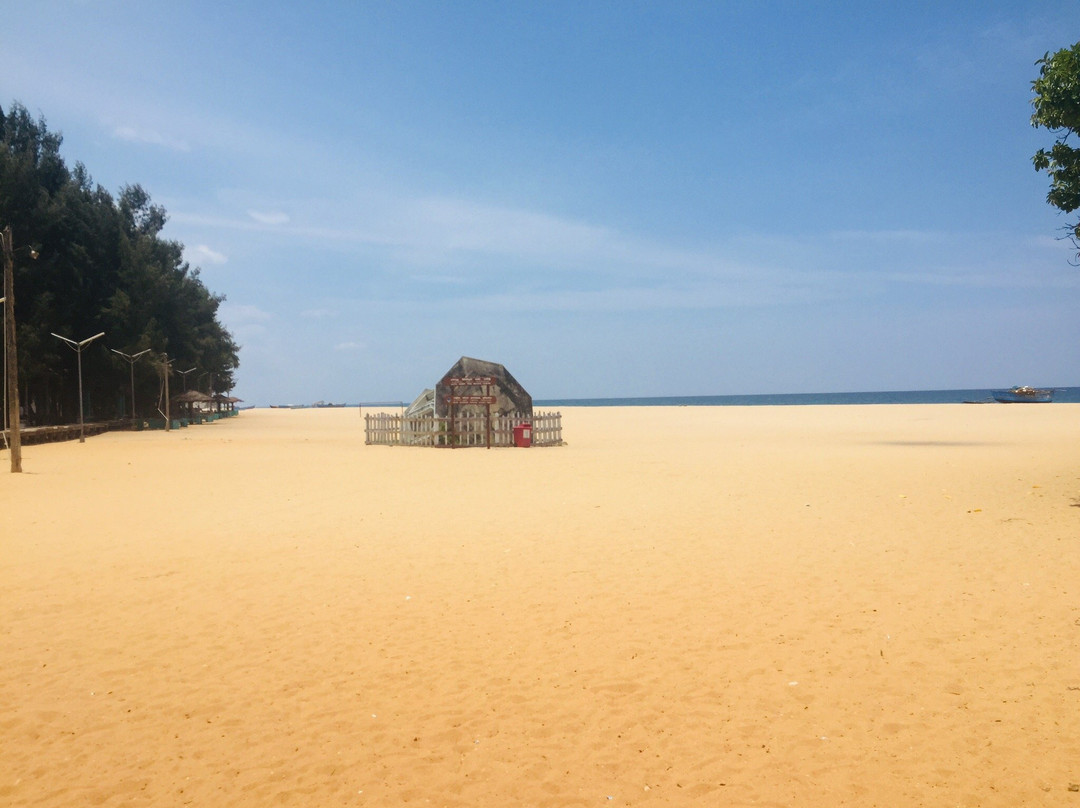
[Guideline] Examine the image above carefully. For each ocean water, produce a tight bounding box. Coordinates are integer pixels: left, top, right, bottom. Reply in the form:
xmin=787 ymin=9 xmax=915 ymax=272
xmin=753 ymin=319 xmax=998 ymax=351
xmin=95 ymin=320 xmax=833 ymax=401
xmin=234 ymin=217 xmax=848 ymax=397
xmin=534 ymin=387 xmax=1080 ymax=408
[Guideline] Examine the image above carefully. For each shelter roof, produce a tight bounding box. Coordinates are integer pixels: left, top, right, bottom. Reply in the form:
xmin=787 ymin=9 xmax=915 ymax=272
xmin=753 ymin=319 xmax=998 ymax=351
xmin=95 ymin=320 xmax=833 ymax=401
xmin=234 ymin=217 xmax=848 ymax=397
xmin=172 ymin=390 xmax=213 ymax=403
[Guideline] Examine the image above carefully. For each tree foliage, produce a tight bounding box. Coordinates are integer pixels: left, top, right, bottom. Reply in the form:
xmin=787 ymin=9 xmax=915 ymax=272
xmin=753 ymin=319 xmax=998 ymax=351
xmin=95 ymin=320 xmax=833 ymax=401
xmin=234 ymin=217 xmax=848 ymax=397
xmin=0 ymin=101 xmax=239 ymax=425
xmin=1031 ymin=41 xmax=1080 ymax=255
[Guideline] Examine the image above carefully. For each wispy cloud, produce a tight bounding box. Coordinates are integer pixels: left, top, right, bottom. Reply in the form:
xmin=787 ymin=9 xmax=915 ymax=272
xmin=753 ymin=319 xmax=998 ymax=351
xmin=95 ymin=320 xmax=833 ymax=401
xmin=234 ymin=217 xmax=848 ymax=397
xmin=410 ymin=197 xmax=612 ymax=258
xmin=169 ymin=210 xmax=401 ymax=248
xmin=334 ymin=341 xmax=364 ymax=351
xmin=219 ymin=303 xmax=273 ymax=324
xmin=248 ymin=210 xmax=290 ymax=226
xmin=188 ymin=244 xmax=227 ymax=265
xmin=828 ymin=229 xmax=947 ymax=244
xmin=883 ymin=268 xmax=1080 ymax=290
xmin=111 ymin=125 xmax=191 ymax=152
xmin=172 ymin=192 xmax=1074 ymax=314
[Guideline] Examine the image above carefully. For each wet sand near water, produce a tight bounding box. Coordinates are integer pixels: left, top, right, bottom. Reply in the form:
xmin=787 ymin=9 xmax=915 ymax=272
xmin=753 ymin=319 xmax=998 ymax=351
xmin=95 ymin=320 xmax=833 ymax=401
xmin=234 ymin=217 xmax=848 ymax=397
xmin=2 ymin=404 xmax=1079 ymax=806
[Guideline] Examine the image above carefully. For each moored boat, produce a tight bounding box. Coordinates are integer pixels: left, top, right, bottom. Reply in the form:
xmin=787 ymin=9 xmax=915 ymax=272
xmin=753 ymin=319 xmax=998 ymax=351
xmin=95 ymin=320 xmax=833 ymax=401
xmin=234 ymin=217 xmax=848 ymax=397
xmin=991 ymin=386 xmax=1054 ymax=403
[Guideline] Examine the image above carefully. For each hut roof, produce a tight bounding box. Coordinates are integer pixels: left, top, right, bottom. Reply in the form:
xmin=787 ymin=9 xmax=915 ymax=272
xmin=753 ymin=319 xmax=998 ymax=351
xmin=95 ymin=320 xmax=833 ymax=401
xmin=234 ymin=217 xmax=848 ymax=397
xmin=434 ymin=356 xmax=532 ymax=417
xmin=171 ymin=390 xmax=213 ymax=403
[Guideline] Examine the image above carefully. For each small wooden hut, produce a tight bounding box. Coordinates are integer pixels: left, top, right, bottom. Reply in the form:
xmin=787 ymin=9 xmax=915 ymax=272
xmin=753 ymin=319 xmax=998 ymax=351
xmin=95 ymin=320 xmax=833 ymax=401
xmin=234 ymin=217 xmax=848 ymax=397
xmin=212 ymin=394 xmax=243 ymax=415
xmin=366 ymin=356 xmax=561 ymax=447
xmin=434 ymin=356 xmax=532 ymax=419
xmin=171 ymin=390 xmax=213 ymax=421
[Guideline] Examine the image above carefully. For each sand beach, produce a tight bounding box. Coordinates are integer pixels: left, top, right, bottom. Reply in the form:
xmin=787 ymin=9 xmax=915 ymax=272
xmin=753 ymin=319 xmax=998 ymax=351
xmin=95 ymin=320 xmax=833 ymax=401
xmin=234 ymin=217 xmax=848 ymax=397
xmin=2 ymin=404 xmax=1079 ymax=806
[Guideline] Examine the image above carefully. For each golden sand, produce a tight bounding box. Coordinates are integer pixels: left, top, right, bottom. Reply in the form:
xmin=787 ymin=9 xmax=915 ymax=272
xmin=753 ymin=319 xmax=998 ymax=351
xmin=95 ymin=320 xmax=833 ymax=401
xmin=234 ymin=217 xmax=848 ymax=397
xmin=2 ymin=404 xmax=1079 ymax=806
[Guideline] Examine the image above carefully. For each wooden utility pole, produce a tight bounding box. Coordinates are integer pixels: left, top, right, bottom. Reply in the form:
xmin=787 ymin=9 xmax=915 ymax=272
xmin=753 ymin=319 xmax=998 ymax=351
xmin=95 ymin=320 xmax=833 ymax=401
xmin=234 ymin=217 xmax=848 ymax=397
xmin=2 ymin=226 xmax=22 ymax=473
xmin=162 ymin=353 xmax=172 ymax=431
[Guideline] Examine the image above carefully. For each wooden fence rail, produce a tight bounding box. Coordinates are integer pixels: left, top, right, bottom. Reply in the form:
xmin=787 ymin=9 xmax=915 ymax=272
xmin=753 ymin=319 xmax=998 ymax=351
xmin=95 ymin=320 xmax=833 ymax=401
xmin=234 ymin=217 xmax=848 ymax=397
xmin=2 ymin=419 xmax=131 ymax=447
xmin=365 ymin=411 xmax=563 ymax=447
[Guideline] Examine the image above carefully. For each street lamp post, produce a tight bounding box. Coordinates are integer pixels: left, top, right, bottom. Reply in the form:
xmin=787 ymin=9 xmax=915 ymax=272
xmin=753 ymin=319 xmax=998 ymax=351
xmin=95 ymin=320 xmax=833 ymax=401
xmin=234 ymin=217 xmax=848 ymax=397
xmin=3 ymin=225 xmax=38 ymax=473
xmin=0 ymin=294 xmax=6 ymax=455
xmin=111 ymin=348 xmax=151 ymax=420
xmin=158 ymin=353 xmax=174 ymax=431
xmin=0 ymin=295 xmax=5 ymax=443
xmin=178 ymin=366 xmax=197 ymax=392
xmin=52 ymin=331 xmax=105 ymax=443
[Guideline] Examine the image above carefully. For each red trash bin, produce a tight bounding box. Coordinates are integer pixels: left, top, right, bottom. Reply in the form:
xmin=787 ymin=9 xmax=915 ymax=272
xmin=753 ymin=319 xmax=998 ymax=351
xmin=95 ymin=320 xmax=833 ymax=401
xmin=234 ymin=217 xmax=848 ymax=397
xmin=513 ymin=422 xmax=532 ymax=448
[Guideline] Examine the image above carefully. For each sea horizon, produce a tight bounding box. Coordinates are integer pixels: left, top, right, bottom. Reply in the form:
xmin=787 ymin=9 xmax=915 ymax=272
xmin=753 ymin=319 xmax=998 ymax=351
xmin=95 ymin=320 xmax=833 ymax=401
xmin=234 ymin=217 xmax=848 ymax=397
xmin=534 ymin=386 xmax=1080 ymax=407
xmin=323 ymin=385 xmax=1080 ymax=410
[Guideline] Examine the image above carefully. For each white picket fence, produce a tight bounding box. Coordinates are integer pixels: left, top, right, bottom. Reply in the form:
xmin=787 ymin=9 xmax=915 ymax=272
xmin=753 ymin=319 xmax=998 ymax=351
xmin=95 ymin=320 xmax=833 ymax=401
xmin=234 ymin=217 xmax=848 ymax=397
xmin=365 ymin=411 xmax=563 ymax=447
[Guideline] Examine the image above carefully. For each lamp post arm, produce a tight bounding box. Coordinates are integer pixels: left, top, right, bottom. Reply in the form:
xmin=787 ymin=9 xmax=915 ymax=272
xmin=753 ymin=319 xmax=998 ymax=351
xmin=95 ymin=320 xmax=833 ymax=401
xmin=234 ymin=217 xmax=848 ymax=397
xmin=111 ymin=347 xmax=152 ymax=419
xmin=79 ymin=332 xmax=105 ymax=348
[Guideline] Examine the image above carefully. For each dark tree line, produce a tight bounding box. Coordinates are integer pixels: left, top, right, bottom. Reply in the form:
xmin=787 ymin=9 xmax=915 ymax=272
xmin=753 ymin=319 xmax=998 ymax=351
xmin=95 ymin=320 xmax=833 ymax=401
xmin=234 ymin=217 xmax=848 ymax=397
xmin=1 ymin=101 xmax=238 ymax=425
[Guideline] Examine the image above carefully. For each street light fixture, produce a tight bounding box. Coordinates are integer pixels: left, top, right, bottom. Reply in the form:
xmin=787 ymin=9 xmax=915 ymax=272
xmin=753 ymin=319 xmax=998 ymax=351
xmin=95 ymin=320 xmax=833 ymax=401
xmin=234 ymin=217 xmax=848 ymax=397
xmin=111 ymin=348 xmax=151 ymax=420
xmin=51 ymin=331 xmax=105 ymax=443
xmin=3 ymin=225 xmax=39 ymax=473
xmin=177 ymin=366 xmax=197 ymax=392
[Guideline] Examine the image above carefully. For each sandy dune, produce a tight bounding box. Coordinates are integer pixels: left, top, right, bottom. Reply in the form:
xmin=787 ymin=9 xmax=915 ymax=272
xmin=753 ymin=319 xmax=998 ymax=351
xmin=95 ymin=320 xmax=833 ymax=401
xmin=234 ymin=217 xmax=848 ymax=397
xmin=2 ymin=404 xmax=1079 ymax=806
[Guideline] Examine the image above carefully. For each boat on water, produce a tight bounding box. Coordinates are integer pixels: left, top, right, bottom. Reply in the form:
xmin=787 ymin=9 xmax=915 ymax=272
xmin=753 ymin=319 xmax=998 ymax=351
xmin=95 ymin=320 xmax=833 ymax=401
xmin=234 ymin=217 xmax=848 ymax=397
xmin=991 ymin=386 xmax=1054 ymax=403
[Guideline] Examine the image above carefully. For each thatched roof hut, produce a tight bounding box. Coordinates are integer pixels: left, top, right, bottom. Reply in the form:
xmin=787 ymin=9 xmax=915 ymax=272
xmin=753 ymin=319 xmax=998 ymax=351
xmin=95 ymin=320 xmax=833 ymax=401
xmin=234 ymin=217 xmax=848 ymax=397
xmin=171 ymin=390 xmax=213 ymax=420
xmin=172 ymin=390 xmax=213 ymax=404
xmin=434 ymin=356 xmax=532 ymax=418
xmin=212 ymin=394 xmax=243 ymax=413
xmin=367 ymin=357 xmax=558 ymax=448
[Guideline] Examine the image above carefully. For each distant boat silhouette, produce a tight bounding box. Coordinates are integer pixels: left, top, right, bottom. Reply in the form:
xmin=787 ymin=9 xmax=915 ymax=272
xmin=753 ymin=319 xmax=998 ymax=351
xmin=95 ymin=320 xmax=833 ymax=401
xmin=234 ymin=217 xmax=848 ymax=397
xmin=991 ymin=386 xmax=1054 ymax=403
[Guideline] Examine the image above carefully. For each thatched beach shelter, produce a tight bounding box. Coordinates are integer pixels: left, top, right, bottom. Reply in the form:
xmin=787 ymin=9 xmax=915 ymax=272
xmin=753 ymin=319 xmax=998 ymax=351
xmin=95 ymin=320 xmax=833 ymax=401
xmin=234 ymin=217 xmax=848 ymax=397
xmin=171 ymin=390 xmax=213 ymax=421
xmin=212 ymin=394 xmax=243 ymax=414
xmin=368 ymin=356 xmax=560 ymax=447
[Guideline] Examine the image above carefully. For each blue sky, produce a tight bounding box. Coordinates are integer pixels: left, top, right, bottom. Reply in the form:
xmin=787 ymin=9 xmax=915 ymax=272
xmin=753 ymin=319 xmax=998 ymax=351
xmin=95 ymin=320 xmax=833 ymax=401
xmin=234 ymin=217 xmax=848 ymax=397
xmin=2 ymin=1 xmax=1079 ymax=404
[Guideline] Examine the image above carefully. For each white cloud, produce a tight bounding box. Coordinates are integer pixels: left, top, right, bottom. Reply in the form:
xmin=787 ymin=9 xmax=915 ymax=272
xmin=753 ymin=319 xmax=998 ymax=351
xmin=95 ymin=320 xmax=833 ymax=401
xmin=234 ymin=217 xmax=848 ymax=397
xmin=334 ymin=341 xmax=364 ymax=351
xmin=219 ymin=303 xmax=273 ymax=324
xmin=172 ymin=190 xmax=1074 ymax=311
xmin=234 ymin=323 xmax=268 ymax=338
xmin=111 ymin=125 xmax=191 ymax=152
xmin=412 ymin=197 xmax=612 ymax=257
xmin=188 ymin=244 xmax=228 ymax=265
xmin=828 ymin=229 xmax=946 ymax=244
xmin=248 ymin=210 xmax=290 ymax=226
